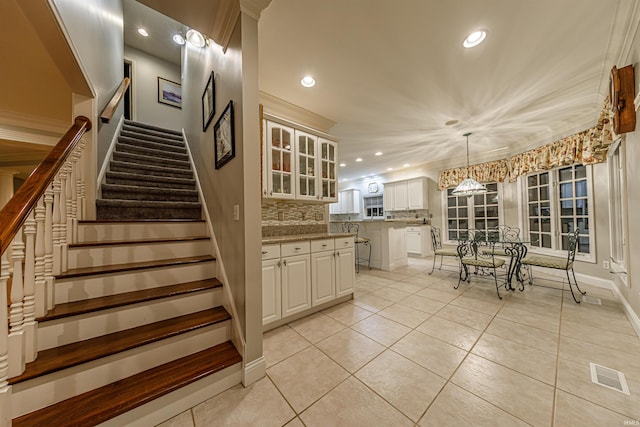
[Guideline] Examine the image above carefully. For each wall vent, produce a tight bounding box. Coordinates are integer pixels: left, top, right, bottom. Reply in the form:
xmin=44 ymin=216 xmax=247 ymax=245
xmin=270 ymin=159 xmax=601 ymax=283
xmin=590 ymin=362 xmax=630 ymax=395
xmin=582 ymin=295 xmax=603 ymax=305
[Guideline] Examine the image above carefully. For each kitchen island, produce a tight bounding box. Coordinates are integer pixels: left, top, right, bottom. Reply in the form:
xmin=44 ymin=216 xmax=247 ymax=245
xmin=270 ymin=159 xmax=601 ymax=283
xmin=330 ymin=220 xmax=409 ymax=271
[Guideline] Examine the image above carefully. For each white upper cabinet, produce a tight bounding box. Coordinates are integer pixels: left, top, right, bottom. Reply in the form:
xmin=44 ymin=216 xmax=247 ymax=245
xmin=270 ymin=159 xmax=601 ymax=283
xmin=264 ymin=121 xmax=295 ymax=199
xmin=384 ymin=177 xmax=430 ymax=211
xmin=295 ymin=130 xmax=318 ymax=201
xmin=263 ymin=118 xmax=338 ymax=202
xmin=330 ymin=189 xmax=361 ymax=214
xmin=408 ymin=177 xmax=429 ymax=209
xmin=319 ymin=139 xmax=338 ymax=202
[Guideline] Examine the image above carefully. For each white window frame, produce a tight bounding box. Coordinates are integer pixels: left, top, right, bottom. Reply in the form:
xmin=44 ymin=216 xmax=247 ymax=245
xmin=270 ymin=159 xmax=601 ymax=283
xmin=607 ymin=137 xmax=628 ymax=284
xmin=441 ymin=182 xmax=504 ymax=244
xmin=519 ymin=164 xmax=596 ymax=263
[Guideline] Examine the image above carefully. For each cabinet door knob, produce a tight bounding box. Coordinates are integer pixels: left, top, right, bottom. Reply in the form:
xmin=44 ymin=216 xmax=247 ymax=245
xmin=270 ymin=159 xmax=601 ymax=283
xmin=277 ymin=261 xmax=281 ymax=267
xmin=261 ymin=251 xmax=267 ymax=255
xmin=295 ymin=247 xmax=301 ymax=251
xmin=283 ymin=259 xmax=287 ymax=266
xmin=336 ymin=251 xmax=340 ymax=256
xmin=322 ymin=244 xmax=327 ymax=247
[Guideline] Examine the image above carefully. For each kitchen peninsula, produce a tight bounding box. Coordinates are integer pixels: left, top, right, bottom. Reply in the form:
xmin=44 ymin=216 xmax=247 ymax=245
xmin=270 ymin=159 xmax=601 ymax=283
xmin=330 ymin=220 xmax=413 ymax=271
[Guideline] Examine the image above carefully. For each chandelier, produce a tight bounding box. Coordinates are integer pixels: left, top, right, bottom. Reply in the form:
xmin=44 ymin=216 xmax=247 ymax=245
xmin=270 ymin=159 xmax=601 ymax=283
xmin=451 ymin=132 xmax=487 ymax=197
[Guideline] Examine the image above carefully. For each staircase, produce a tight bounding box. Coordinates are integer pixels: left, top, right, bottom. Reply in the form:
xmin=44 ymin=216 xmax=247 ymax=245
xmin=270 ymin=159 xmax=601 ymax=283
xmin=9 ymin=121 xmax=241 ymax=426
xmin=96 ymin=120 xmax=202 ymax=220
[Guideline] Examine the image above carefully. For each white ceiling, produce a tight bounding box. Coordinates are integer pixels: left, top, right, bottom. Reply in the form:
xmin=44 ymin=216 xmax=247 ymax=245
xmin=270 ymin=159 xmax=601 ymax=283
xmin=258 ymin=0 xmax=638 ymax=181
xmin=123 ymin=0 xmax=638 ymax=182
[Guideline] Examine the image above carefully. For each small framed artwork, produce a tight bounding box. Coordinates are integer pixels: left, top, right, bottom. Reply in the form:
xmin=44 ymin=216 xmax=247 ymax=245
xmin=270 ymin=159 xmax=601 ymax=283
xmin=214 ymin=100 xmax=235 ymax=169
xmin=201 ymin=71 xmax=215 ymax=131
xmin=157 ymin=77 xmax=182 ymax=109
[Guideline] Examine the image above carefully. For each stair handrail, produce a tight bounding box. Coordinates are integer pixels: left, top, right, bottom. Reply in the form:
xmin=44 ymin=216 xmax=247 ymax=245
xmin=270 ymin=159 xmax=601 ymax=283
xmin=100 ymin=77 xmax=130 ymax=124
xmin=0 ymin=116 xmax=91 ymax=256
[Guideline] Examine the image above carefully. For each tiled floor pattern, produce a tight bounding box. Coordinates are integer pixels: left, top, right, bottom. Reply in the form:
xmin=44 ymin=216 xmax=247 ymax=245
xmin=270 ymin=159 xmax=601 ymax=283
xmin=158 ymin=258 xmax=640 ymax=426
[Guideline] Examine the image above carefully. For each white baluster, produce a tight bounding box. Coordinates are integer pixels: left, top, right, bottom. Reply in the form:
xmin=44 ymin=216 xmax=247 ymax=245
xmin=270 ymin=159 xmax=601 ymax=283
xmin=34 ymin=196 xmax=46 ymax=318
xmin=44 ymin=186 xmax=54 ymax=312
xmin=65 ymin=161 xmax=73 ymax=245
xmin=23 ymin=212 xmax=37 ymax=363
xmin=52 ymin=175 xmax=62 ymax=276
xmin=70 ymin=151 xmax=79 ymax=243
xmin=60 ymin=166 xmax=69 ymax=273
xmin=0 ymin=252 xmax=11 ymax=426
xmin=78 ymin=139 xmax=86 ymax=220
xmin=8 ymin=232 xmax=25 ymax=377
xmin=44 ymin=185 xmax=54 ymax=311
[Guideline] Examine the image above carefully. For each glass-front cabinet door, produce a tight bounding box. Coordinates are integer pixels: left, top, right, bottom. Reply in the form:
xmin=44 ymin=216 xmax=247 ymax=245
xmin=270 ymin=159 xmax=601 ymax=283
xmin=319 ymin=138 xmax=338 ymax=202
xmin=295 ymin=130 xmax=318 ymax=201
xmin=266 ymin=121 xmax=295 ymax=199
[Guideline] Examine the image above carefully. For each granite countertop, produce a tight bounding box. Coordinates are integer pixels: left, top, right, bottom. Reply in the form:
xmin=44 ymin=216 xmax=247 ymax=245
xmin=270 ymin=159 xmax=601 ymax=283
xmin=262 ymin=232 xmax=354 ymax=244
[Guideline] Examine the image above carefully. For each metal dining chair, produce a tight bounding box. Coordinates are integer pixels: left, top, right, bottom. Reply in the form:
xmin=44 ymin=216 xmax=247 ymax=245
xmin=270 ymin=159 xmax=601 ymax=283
xmin=520 ymin=228 xmax=586 ymax=303
xmin=429 ymin=226 xmax=459 ymax=275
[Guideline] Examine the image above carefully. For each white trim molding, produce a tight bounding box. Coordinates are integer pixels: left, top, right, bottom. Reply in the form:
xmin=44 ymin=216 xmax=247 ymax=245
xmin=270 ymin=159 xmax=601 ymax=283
xmin=242 ymin=356 xmax=266 ymax=387
xmin=611 ymin=285 xmax=640 ymax=338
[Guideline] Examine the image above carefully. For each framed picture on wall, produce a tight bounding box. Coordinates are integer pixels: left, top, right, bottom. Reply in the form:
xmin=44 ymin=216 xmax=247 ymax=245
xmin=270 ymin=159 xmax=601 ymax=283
xmin=201 ymin=71 xmax=215 ymax=131
xmin=157 ymin=77 xmax=182 ymax=109
xmin=214 ymin=100 xmax=235 ymax=169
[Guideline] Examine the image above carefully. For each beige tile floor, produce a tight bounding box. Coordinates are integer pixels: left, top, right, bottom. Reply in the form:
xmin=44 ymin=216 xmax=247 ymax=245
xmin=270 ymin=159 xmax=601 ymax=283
xmin=158 ymin=258 xmax=640 ymax=426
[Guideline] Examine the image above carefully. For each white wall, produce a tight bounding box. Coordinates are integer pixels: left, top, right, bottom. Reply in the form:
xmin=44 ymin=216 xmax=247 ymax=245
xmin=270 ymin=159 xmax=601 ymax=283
xmin=51 ymin=0 xmax=124 ymax=167
xmin=124 ymin=45 xmax=183 ymax=130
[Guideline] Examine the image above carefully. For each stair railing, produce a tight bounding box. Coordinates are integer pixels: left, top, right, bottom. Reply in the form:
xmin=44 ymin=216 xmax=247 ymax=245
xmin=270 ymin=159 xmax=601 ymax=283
xmin=100 ymin=77 xmax=130 ymax=123
xmin=0 ymin=116 xmax=91 ymax=419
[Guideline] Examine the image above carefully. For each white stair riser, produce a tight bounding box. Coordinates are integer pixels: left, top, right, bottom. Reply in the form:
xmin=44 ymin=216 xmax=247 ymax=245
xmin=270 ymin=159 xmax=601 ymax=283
xmin=55 ymin=261 xmax=216 ymax=304
xmin=13 ymin=322 xmax=230 ymax=418
xmin=39 ymin=289 xmax=223 ymax=350
xmin=68 ymin=240 xmax=212 ymax=269
xmin=78 ymin=222 xmax=207 ymax=243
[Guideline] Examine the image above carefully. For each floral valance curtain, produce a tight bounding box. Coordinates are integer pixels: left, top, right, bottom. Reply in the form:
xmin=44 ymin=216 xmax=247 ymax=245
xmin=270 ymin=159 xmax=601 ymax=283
xmin=438 ymin=159 xmax=509 ymax=190
xmin=508 ymin=97 xmax=614 ymax=181
xmin=438 ymin=98 xmax=615 ymax=189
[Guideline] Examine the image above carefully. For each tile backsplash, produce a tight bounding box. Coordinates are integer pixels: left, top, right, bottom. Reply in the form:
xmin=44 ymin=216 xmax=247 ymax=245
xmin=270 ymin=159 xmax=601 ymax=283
xmin=262 ymin=200 xmax=326 ymax=226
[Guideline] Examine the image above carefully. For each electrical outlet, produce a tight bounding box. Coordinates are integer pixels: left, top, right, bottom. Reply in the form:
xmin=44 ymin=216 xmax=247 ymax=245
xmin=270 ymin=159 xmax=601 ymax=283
xmin=233 ymin=205 xmax=240 ymax=221
xmin=603 ymin=260 xmax=610 ymax=270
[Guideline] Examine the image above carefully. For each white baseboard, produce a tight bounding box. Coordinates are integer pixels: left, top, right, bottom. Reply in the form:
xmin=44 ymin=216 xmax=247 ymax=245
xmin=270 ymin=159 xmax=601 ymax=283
xmin=610 ymin=285 xmax=640 ymax=338
xmin=96 ymin=115 xmax=124 ymax=193
xmin=242 ymin=356 xmax=266 ymax=387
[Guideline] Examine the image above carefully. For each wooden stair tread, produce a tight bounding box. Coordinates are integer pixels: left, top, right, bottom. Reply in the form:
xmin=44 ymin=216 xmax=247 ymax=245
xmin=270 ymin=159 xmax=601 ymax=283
xmin=57 ymin=254 xmax=215 ymax=279
xmin=12 ymin=341 xmax=241 ymax=427
xmin=39 ymin=278 xmax=223 ymax=321
xmin=9 ymin=307 xmax=231 ymax=385
xmin=79 ymin=219 xmax=205 ymax=224
xmin=70 ymin=236 xmax=210 ymax=248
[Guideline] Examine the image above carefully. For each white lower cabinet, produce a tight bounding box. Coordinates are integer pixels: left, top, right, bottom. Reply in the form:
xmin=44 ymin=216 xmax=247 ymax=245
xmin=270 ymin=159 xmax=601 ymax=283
xmin=262 ymin=237 xmax=354 ymax=326
xmin=335 ymin=242 xmax=355 ymax=298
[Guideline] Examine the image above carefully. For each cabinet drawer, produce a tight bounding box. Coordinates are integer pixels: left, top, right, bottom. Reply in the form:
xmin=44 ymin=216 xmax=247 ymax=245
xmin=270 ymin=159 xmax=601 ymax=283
xmin=311 ymin=239 xmax=335 ymax=252
xmin=335 ymin=237 xmax=354 ymax=248
xmin=262 ymin=244 xmax=280 ymax=260
xmin=281 ymin=241 xmax=311 ymax=257
xmin=407 ymin=226 xmax=421 ymax=232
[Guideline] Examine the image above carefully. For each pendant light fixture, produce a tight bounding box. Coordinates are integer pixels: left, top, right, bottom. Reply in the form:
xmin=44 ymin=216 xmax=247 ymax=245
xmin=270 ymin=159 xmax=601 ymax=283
xmin=452 ymin=132 xmax=487 ymax=197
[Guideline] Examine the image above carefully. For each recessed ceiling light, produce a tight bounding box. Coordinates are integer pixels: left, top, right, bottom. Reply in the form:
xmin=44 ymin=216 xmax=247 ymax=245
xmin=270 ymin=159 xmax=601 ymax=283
xmin=173 ymin=33 xmax=186 ymax=45
xmin=300 ymin=75 xmax=316 ymax=88
xmin=403 ymin=163 xmax=410 ymax=167
xmin=463 ymin=30 xmax=487 ymax=48
xmin=137 ymin=28 xmax=149 ymax=37
xmin=375 ymin=152 xmax=383 ymax=156
xmin=186 ymin=29 xmax=207 ymax=48
xmin=387 ymin=168 xmax=393 ymax=171
xmin=355 ymin=158 xmax=363 ymax=162
xmin=339 ymin=163 xmax=346 ymax=167
xmin=445 ymin=119 xmax=459 ymax=126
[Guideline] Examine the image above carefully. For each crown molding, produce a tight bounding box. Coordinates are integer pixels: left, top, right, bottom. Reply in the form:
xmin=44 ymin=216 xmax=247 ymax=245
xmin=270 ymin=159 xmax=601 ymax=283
xmin=239 ymin=0 xmax=272 ymax=21
xmin=260 ymin=91 xmax=336 ymax=134
xmin=212 ymin=0 xmax=240 ymax=52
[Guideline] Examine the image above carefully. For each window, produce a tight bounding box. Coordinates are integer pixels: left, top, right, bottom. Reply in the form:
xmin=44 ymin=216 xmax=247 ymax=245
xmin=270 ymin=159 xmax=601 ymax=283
xmin=363 ymin=195 xmax=384 ymax=219
xmin=607 ymin=138 xmax=627 ymax=279
xmin=446 ymin=183 xmax=501 ymax=241
xmin=524 ymin=164 xmax=593 ymax=258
